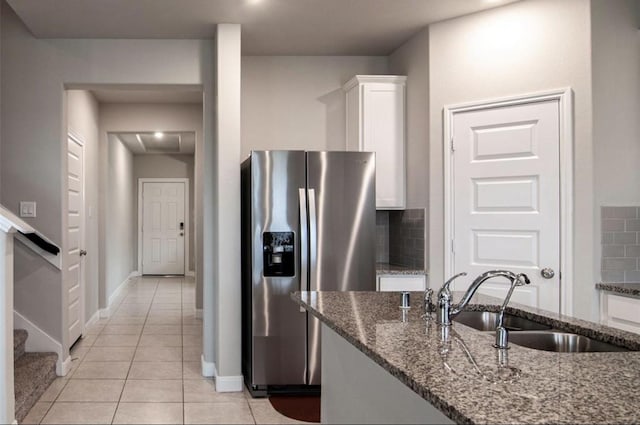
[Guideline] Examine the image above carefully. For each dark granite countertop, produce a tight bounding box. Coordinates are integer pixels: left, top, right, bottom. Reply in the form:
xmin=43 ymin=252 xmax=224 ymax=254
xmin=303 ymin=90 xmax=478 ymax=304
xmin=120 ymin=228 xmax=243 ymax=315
xmin=292 ymin=291 xmax=640 ymax=424
xmin=376 ymin=262 xmax=427 ymax=276
xmin=596 ymin=282 xmax=640 ymax=297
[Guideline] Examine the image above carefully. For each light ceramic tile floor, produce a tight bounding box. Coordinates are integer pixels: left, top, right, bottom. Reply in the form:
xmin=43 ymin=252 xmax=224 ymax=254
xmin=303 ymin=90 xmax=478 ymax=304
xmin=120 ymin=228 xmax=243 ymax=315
xmin=22 ymin=276 xmax=311 ymax=425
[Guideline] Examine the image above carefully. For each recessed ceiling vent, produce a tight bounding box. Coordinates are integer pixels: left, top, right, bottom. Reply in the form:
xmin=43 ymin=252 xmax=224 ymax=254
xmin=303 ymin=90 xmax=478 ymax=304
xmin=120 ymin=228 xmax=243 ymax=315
xmin=139 ymin=133 xmax=181 ymax=153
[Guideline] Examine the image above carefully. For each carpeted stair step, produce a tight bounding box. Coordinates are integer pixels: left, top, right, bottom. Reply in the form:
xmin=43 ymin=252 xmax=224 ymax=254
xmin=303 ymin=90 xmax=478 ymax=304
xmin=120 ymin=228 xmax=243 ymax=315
xmin=14 ymin=352 xmax=57 ymax=423
xmin=13 ymin=329 xmax=28 ymax=361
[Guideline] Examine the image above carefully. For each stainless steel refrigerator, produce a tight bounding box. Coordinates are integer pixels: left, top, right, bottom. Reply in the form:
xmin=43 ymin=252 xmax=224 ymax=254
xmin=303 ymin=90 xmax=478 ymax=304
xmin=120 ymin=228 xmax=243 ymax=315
xmin=241 ymin=150 xmax=376 ymax=396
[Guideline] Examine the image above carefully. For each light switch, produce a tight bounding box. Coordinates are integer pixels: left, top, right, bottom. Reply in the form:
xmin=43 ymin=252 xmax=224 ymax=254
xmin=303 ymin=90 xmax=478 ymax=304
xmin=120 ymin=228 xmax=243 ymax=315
xmin=20 ymin=201 xmax=36 ymax=218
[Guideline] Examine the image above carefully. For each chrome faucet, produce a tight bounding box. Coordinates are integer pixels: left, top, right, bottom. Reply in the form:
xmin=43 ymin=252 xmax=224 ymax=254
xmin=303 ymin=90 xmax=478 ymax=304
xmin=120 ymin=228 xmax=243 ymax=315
xmin=436 ymin=270 xmax=530 ymax=335
xmin=494 ymin=272 xmax=530 ymax=349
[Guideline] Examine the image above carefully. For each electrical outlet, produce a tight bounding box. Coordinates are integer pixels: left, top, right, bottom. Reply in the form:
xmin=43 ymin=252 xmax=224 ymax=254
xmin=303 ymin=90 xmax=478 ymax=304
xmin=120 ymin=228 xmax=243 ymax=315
xmin=20 ymin=201 xmax=36 ymax=218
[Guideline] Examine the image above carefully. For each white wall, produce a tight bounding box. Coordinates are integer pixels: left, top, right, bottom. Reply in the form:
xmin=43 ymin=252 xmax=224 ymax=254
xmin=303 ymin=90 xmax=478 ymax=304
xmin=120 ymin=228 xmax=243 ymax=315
xmin=133 ymin=154 xmax=195 ymax=272
xmin=428 ymin=0 xmax=594 ymax=319
xmin=66 ymin=90 xmax=100 ymax=323
xmin=241 ymin=56 xmax=388 ymax=157
xmin=107 ymin=134 xmax=135 ymax=298
xmin=389 ymin=28 xmax=429 ymax=211
xmin=1 ymin=3 xmax=214 ymax=356
xmin=99 ymin=103 xmax=203 ymax=307
xmin=592 ymin=0 xmax=640 ymax=281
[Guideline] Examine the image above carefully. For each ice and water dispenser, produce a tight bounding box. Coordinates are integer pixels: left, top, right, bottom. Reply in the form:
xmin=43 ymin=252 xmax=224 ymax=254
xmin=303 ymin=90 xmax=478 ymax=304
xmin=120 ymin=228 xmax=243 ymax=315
xmin=262 ymin=232 xmax=295 ymax=277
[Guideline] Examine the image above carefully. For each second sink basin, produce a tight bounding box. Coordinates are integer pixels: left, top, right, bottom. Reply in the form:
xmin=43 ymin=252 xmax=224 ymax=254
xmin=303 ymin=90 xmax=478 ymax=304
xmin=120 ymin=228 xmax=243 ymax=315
xmin=508 ymin=331 xmax=629 ymax=352
xmin=454 ymin=311 xmax=552 ymax=332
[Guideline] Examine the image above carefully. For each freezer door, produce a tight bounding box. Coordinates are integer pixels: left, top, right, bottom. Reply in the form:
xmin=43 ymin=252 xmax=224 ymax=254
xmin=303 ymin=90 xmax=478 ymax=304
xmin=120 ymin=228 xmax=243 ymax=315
xmin=306 ymin=151 xmax=376 ymax=384
xmin=250 ymin=151 xmax=308 ymax=387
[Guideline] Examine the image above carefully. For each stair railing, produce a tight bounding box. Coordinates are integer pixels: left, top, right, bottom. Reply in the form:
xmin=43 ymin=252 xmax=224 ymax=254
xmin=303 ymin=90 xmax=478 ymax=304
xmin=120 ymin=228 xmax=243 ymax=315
xmin=0 ymin=204 xmax=60 ymax=424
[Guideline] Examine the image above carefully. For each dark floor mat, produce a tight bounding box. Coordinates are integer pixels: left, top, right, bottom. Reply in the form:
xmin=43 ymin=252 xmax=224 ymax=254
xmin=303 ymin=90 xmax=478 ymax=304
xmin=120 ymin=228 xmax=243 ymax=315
xmin=268 ymin=395 xmax=321 ymax=423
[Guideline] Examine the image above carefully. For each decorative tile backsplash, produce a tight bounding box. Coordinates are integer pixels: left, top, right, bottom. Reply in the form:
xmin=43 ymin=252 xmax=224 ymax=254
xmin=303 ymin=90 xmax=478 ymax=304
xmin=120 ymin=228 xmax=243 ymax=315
xmin=376 ymin=209 xmax=425 ymax=269
xmin=376 ymin=211 xmax=390 ymax=263
xmin=601 ymin=206 xmax=640 ymax=282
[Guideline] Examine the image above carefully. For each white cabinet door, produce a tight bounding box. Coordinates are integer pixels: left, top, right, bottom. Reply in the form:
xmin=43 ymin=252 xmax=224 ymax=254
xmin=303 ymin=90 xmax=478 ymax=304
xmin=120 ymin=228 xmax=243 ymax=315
xmin=600 ymin=293 xmax=640 ymax=334
xmin=378 ymin=275 xmax=426 ymax=292
xmin=344 ymin=75 xmax=406 ymax=209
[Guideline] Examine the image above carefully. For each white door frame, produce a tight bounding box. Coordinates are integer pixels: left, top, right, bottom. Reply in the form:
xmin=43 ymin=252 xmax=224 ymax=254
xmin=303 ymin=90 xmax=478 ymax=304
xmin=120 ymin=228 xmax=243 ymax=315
xmin=67 ymin=131 xmax=86 ymax=338
xmin=443 ymin=88 xmax=574 ymax=316
xmin=137 ymin=178 xmax=190 ymax=275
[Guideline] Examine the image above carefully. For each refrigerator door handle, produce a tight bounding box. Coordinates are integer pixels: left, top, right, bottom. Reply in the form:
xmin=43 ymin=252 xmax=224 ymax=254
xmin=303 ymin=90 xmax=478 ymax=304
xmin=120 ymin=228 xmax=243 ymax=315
xmin=307 ymin=188 xmax=318 ymax=291
xmin=298 ymin=188 xmax=309 ymax=312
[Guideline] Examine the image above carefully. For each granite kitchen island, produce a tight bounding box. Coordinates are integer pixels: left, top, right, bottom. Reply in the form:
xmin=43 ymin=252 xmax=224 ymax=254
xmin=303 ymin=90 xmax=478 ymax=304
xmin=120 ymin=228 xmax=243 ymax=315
xmin=292 ymin=291 xmax=640 ymax=424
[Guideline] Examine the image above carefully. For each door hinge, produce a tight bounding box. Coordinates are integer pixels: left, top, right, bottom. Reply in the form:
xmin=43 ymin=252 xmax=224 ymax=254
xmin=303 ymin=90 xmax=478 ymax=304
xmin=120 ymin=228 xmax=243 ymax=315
xmin=451 ymin=239 xmax=455 ymax=254
xmin=450 ymin=137 xmax=455 ymax=153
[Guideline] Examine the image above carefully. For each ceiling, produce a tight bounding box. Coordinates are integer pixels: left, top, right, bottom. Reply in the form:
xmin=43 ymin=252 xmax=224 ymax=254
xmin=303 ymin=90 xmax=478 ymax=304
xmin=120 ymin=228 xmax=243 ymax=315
xmin=7 ymin=0 xmax=517 ymax=55
xmin=116 ymin=132 xmax=196 ymax=155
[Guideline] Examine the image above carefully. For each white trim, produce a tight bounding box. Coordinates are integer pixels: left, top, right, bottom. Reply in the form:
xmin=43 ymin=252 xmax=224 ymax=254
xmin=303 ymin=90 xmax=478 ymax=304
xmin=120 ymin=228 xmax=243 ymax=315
xmin=137 ymin=178 xmax=190 ymax=276
xmin=186 ymin=270 xmax=195 ymax=277
xmin=13 ymin=310 xmax=68 ymax=376
xmin=58 ymin=355 xmax=73 ymax=376
xmin=443 ymin=88 xmax=574 ymax=316
xmin=201 ymin=354 xmax=215 ymax=377
xmin=0 ymin=204 xmax=34 ymax=234
xmin=14 ymin=233 xmax=61 ymax=270
xmin=204 ymin=356 xmax=243 ymax=392
xmin=85 ymin=309 xmax=100 ymax=328
xmin=99 ymin=273 xmax=135 ymax=318
xmin=195 ymin=309 xmax=203 ymax=319
xmin=215 ymin=374 xmax=244 ymax=392
xmin=342 ymin=75 xmax=407 ymax=91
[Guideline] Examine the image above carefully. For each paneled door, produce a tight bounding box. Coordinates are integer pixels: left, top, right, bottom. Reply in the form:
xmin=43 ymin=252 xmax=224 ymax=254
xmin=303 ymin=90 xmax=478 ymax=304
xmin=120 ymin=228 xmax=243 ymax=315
xmin=451 ymin=100 xmax=561 ymax=312
xmin=67 ymin=135 xmax=85 ymax=345
xmin=142 ymin=182 xmax=185 ymax=275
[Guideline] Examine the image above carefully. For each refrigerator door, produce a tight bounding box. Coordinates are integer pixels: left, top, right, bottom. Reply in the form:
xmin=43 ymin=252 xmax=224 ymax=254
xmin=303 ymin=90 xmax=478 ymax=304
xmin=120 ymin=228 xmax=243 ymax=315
xmin=305 ymin=151 xmax=376 ymax=385
xmin=250 ymin=151 xmax=308 ymax=387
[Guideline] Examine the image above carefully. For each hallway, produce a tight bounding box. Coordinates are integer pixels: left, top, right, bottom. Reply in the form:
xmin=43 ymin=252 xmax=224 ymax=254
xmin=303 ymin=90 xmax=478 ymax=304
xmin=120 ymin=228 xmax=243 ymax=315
xmin=21 ymin=276 xmax=305 ymax=424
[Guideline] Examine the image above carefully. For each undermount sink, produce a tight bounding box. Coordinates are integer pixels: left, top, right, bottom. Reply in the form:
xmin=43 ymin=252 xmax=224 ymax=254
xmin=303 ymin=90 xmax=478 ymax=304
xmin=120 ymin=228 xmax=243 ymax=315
xmin=454 ymin=311 xmax=552 ymax=332
xmin=508 ymin=331 xmax=629 ymax=353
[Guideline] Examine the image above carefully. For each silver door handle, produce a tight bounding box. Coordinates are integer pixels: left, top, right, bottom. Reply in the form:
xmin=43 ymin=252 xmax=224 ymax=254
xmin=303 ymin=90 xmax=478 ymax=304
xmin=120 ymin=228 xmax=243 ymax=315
xmin=541 ymin=268 xmax=555 ymax=279
xmin=79 ymin=250 xmax=87 ymax=257
xmin=299 ymin=188 xmax=308 ymax=313
xmin=307 ymin=188 xmax=317 ymax=292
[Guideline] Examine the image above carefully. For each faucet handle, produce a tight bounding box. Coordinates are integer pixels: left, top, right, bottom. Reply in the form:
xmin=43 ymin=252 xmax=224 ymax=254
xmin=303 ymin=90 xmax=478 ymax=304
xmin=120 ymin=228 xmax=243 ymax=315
xmin=424 ymin=288 xmax=434 ymax=311
xmin=516 ymin=273 xmax=531 ymax=286
xmin=439 ymin=272 xmax=467 ymax=295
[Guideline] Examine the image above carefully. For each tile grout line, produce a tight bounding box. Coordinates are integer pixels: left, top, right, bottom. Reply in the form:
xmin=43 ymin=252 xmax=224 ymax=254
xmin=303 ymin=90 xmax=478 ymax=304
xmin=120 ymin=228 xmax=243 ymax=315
xmin=110 ymin=276 xmax=158 ymax=424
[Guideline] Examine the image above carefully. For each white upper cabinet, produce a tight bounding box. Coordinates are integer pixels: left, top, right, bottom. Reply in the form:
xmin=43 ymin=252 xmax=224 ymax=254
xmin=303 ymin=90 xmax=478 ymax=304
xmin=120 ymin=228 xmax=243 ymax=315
xmin=344 ymin=75 xmax=407 ymax=209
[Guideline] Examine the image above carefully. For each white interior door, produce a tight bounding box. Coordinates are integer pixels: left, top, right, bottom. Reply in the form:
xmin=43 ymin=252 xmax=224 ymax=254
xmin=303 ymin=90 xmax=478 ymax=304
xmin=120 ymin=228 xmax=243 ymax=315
xmin=451 ymin=100 xmax=560 ymax=312
xmin=142 ymin=182 xmax=185 ymax=275
xmin=67 ymin=135 xmax=85 ymax=345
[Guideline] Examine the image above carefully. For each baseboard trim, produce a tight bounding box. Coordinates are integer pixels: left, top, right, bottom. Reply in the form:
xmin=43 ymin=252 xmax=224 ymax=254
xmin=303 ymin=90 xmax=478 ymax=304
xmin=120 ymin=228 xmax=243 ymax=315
xmin=201 ymin=354 xmax=215 ymax=377
xmin=13 ymin=310 xmax=65 ymax=376
xmin=215 ymin=374 xmax=244 ymax=392
xmin=101 ymin=272 xmax=136 ymax=318
xmin=85 ymin=310 xmax=100 ymax=328
xmin=58 ymin=355 xmax=72 ymax=376
xmin=203 ymin=356 xmax=243 ymax=392
xmin=195 ymin=309 xmax=203 ymax=319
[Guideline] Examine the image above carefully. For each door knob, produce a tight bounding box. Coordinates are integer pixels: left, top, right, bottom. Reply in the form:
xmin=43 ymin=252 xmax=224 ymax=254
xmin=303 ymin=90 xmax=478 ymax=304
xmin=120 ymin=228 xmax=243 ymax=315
xmin=541 ymin=268 xmax=555 ymax=279
xmin=79 ymin=250 xmax=87 ymax=257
